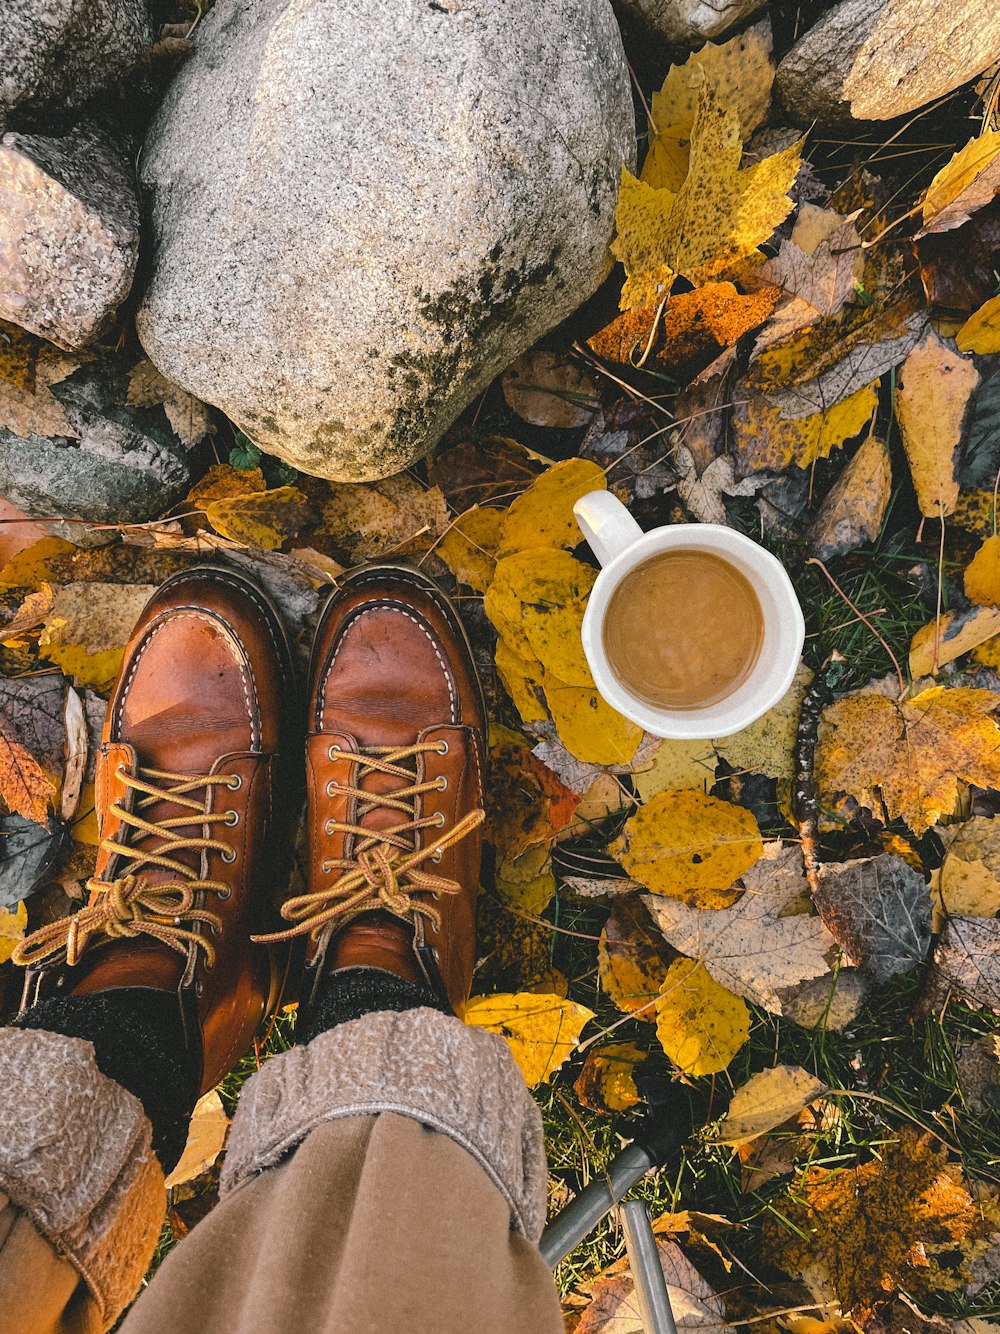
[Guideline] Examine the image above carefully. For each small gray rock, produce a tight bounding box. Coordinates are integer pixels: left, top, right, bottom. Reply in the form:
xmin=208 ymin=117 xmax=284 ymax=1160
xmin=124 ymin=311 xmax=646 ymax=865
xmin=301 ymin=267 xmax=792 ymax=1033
xmin=0 ymin=124 xmax=140 ymax=350
xmin=0 ymin=0 xmax=151 ymax=122
xmin=137 ymin=0 xmax=635 ymax=482
xmin=617 ymin=0 xmax=765 ymax=44
xmin=0 ymin=355 xmax=194 ymax=523
xmin=776 ymin=0 xmax=1000 ymax=124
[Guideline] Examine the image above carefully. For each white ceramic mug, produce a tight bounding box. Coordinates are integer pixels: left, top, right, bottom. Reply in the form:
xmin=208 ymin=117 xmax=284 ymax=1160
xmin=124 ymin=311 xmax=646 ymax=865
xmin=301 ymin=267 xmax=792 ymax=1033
xmin=573 ymin=491 xmax=806 ymax=740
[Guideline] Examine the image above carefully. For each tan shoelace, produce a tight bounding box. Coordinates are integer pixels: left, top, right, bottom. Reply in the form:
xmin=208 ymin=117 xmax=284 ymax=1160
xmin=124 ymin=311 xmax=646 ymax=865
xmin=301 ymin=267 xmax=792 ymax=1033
xmin=256 ymin=740 xmax=484 ymax=945
xmin=12 ymin=766 xmax=242 ymax=970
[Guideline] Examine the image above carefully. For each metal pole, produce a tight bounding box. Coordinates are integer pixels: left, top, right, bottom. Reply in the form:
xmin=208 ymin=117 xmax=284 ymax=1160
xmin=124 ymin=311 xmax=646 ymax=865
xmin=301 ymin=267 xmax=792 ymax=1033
xmin=621 ymin=1200 xmax=678 ymax=1334
xmin=538 ymin=1140 xmax=656 ymax=1268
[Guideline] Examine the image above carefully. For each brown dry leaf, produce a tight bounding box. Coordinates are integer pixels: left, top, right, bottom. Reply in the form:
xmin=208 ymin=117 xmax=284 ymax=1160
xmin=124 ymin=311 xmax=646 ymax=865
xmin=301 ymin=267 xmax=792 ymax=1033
xmin=1 ymin=584 xmax=55 ymax=639
xmin=807 ymin=432 xmax=891 ymax=560
xmin=437 ymin=506 xmax=505 ymax=591
xmin=186 ymin=464 xmax=267 ymax=509
xmin=918 ymin=130 xmax=1000 ymax=237
xmin=0 ymin=319 xmax=40 ymax=390
xmin=757 ymin=206 xmax=865 ymax=349
xmin=127 ymin=359 xmax=213 ymax=447
xmin=930 ymin=817 xmax=1000 ymax=930
xmin=716 ymin=1065 xmax=828 ymax=1147
xmin=613 ymin=87 xmax=800 ymax=309
xmin=39 ymin=584 xmax=156 ymax=692
xmin=655 ymin=958 xmax=751 ymax=1076
xmin=500 ymin=352 xmax=599 ymax=429
xmin=576 ymin=1237 xmax=726 ymax=1334
xmin=0 ymin=737 xmax=54 ymax=825
xmin=642 ymin=843 xmax=836 ymax=1014
xmin=732 ymin=383 xmax=877 ymax=474
xmin=933 ymin=914 xmax=1000 ymax=1012
xmin=0 ymin=340 xmax=78 ymax=439
xmin=0 ymin=900 xmax=28 ymax=964
xmin=610 ymin=790 xmax=762 ymax=907
xmin=713 ymin=663 xmax=813 ymax=781
xmin=486 ymin=725 xmax=580 ymax=861
xmin=573 ymin=1042 xmax=646 ymax=1114
xmin=895 ymin=328 xmax=980 ymax=518
xmin=817 ymin=684 xmax=1000 ymax=835
xmin=205 ymin=486 xmax=314 ymax=551
xmin=164 ymin=1090 xmax=230 ymax=1190
xmin=319 ymin=476 xmax=450 ymax=561
xmin=909 ymin=605 xmax=1000 ymax=677
xmin=957 ymin=293 xmax=1000 ymax=355
xmin=598 ymin=898 xmax=673 ymax=1021
xmin=463 ymin=992 xmax=594 ymax=1087
xmin=496 ymin=458 xmax=606 ymax=557
xmin=762 ymin=1129 xmax=1000 ymax=1314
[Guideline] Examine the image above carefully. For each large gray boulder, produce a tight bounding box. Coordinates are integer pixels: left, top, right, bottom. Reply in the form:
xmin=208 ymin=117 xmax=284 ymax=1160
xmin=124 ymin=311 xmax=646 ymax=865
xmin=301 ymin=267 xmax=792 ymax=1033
xmin=777 ymin=0 xmax=1000 ymax=124
xmin=0 ymin=0 xmax=151 ymax=123
xmin=137 ymin=0 xmax=635 ymax=482
xmin=0 ymin=124 xmax=140 ymax=349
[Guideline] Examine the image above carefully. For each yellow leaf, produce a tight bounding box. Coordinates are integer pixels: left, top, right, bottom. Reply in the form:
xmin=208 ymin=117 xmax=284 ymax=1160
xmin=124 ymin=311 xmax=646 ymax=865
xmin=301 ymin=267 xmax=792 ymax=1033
xmin=205 ymin=485 xmax=313 ymax=551
xmin=496 ymin=459 xmax=606 ymax=557
xmin=713 ymin=663 xmax=813 ymax=781
xmin=931 ymin=817 xmax=1000 ymax=931
xmin=957 ymin=293 xmax=1000 ymax=355
xmin=896 ymin=329 xmax=980 ymax=519
xmin=320 ymin=476 xmax=450 ymax=561
xmin=463 ymin=992 xmax=594 ymax=1087
xmin=0 ymin=736 xmax=54 ymax=825
xmin=437 ymin=506 xmax=504 ymax=591
xmin=611 ymin=790 xmax=763 ymax=906
xmin=0 ymin=900 xmax=27 ymax=964
xmin=641 ymin=127 xmax=692 ymax=194
xmin=807 ymin=431 xmax=892 ymax=559
xmin=494 ymin=639 xmax=548 ymax=725
xmin=598 ymin=899 xmax=673 ymax=1022
xmin=485 ymin=548 xmax=594 ymax=684
xmin=732 ymin=383 xmax=878 ymax=473
xmin=655 ymin=958 xmax=750 ymax=1076
xmin=574 ymin=1042 xmax=646 ymax=1113
xmin=495 ymin=868 xmax=556 ymax=917
xmin=164 ymin=1090 xmax=230 ymax=1190
xmin=613 ymin=87 xmax=801 ymax=310
xmin=186 ymin=464 xmax=267 ymax=509
xmin=908 ymin=605 xmax=1000 ymax=677
xmin=965 ymin=533 xmax=1000 ymax=605
xmin=0 ymin=320 xmax=40 ymax=389
xmin=716 ymin=1065 xmax=828 ymax=1147
xmin=919 ymin=130 xmax=1000 ymax=235
xmin=817 ymin=684 xmax=1000 ymax=835
xmin=0 ymin=537 xmax=76 ymax=589
xmin=39 ymin=584 xmax=156 ymax=692
xmin=541 ymin=671 xmax=642 ymax=766
xmin=71 ymin=781 xmax=100 ymax=846
xmin=632 ymin=737 xmax=717 ymax=800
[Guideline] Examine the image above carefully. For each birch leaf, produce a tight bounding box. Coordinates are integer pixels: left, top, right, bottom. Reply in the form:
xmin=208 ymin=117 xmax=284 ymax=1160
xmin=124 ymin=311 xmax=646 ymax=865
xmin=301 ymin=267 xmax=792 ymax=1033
xmin=463 ymin=992 xmax=594 ymax=1087
xmin=813 ymin=855 xmax=932 ymax=985
xmin=655 ymin=958 xmax=751 ymax=1076
xmin=918 ymin=130 xmax=1000 ymax=236
xmin=717 ymin=1066 xmax=828 ymax=1148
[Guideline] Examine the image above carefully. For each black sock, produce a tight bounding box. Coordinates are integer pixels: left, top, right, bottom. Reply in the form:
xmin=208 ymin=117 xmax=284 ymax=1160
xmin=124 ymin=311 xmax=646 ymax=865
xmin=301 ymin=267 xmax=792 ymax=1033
xmin=15 ymin=989 xmax=201 ymax=1175
xmin=297 ymin=966 xmax=451 ymax=1046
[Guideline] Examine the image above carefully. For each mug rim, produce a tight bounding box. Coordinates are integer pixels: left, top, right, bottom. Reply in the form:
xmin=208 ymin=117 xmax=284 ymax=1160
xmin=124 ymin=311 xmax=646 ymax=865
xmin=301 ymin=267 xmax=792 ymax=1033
xmin=581 ymin=523 xmax=805 ymax=740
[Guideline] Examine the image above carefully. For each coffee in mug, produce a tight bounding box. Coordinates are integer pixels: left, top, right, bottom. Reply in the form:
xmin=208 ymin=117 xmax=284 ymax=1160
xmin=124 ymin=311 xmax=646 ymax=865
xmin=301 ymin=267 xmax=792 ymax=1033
xmin=601 ymin=550 xmax=765 ymax=711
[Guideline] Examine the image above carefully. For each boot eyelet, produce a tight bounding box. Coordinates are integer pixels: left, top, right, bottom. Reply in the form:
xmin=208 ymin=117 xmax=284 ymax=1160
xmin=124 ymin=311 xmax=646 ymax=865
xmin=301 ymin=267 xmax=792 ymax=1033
xmin=431 ymin=849 xmax=443 ymax=864
xmin=211 ymin=923 xmax=222 ymax=936
xmin=224 ymin=810 xmax=240 ymax=826
xmin=195 ymin=980 xmax=204 ymax=996
xmin=217 ymin=886 xmax=232 ymax=900
xmin=435 ymin=740 xmax=450 ymax=756
xmin=226 ymin=774 xmax=243 ymax=791
xmin=324 ymin=819 xmax=335 ymax=835
xmin=433 ymin=812 xmax=446 ymax=827
xmin=326 ymin=779 xmax=339 ymax=795
xmin=436 ymin=775 xmax=448 ymax=791
xmin=327 ymin=744 xmax=341 ymax=760
xmin=221 ymin=847 xmax=237 ymax=864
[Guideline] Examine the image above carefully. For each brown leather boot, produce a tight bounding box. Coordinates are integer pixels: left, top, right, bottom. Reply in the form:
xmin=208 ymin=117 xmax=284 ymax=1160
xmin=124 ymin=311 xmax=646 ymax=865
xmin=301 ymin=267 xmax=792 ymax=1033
xmin=261 ymin=564 xmax=486 ymax=1017
xmin=14 ymin=566 xmax=295 ymax=1095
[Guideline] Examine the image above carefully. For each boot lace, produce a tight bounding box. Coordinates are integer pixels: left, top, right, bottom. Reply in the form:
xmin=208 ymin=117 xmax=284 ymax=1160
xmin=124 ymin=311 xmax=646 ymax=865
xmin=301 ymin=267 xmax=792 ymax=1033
xmin=12 ymin=766 xmax=243 ymax=970
xmin=256 ymin=740 xmax=484 ymax=945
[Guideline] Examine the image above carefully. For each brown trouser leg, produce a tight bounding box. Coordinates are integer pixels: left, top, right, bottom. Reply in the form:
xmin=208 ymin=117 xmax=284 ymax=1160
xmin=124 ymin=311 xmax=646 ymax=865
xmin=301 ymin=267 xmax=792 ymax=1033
xmin=122 ymin=1112 xmax=562 ymax=1334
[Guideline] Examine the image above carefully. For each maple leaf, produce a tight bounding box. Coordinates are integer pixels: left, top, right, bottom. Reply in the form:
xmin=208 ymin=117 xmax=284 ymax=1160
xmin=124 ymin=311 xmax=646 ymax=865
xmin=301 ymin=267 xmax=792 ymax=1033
xmin=610 ymin=790 xmax=762 ymax=907
xmin=757 ymin=205 xmax=865 ymax=349
xmin=895 ymin=328 xmax=980 ymax=518
xmin=642 ymin=842 xmax=836 ymax=1014
xmin=612 ymin=87 xmax=800 ymax=309
xmin=495 ymin=458 xmax=605 ymax=557
xmin=917 ymin=130 xmax=1000 ymax=236
xmin=573 ymin=1042 xmax=646 ymax=1114
xmin=205 ymin=485 xmax=314 ymax=551
xmin=463 ymin=992 xmax=594 ymax=1087
xmin=655 ymin=958 xmax=750 ymax=1076
xmin=762 ymin=1129 xmax=1000 ymax=1314
xmin=576 ymin=1238 xmax=725 ymax=1334
xmin=716 ymin=1065 xmax=828 ymax=1148
xmin=813 ymin=855 xmax=932 ymax=985
xmin=598 ymin=898 xmax=673 ymax=1021
xmin=817 ymin=684 xmax=1000 ymax=835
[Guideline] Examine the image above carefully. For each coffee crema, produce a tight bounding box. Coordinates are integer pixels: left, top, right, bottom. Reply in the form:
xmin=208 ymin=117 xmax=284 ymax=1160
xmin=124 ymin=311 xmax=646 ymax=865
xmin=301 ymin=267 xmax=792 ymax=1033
xmin=601 ymin=549 xmax=764 ymax=711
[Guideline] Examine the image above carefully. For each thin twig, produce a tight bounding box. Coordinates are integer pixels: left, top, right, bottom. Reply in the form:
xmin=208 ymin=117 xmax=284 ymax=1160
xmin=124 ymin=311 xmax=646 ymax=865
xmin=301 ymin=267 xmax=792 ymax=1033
xmin=806 ymin=557 xmax=906 ymax=697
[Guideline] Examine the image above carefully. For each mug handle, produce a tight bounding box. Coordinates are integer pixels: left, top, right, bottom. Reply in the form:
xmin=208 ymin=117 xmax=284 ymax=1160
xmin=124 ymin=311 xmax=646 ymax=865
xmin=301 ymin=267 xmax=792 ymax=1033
xmin=573 ymin=490 xmax=643 ymax=568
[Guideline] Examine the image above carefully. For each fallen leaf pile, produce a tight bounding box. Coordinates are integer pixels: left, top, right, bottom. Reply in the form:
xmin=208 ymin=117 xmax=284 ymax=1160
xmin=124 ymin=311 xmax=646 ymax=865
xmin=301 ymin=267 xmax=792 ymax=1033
xmin=6 ymin=14 xmax=1000 ymax=1334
